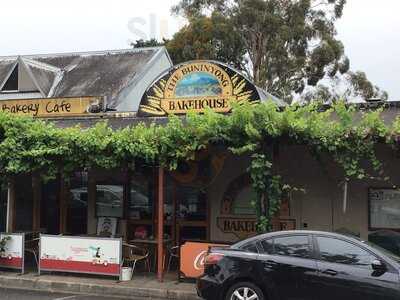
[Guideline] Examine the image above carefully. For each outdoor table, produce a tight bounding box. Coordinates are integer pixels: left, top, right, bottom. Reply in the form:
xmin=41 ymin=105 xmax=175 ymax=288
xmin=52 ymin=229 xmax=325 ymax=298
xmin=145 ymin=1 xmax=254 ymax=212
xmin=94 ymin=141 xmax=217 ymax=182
xmin=129 ymin=239 xmax=172 ymax=271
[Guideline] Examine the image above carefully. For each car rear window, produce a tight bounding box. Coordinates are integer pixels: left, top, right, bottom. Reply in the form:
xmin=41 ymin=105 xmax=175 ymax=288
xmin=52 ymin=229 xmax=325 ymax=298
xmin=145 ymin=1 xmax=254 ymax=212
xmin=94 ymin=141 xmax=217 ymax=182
xmin=260 ymin=235 xmax=311 ymax=258
xmin=240 ymin=242 xmax=259 ymax=253
xmin=260 ymin=239 xmax=274 ymax=254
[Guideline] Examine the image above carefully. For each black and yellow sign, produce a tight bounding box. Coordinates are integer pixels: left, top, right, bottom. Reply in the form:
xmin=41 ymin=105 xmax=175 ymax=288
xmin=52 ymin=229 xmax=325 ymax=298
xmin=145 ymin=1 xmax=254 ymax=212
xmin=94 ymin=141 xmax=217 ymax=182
xmin=0 ymin=96 xmax=103 ymax=117
xmin=138 ymin=61 xmax=261 ymax=116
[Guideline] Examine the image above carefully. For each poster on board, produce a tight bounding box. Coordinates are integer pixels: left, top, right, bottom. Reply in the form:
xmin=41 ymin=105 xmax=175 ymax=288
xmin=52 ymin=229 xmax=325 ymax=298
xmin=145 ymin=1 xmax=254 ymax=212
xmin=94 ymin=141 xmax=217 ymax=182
xmin=39 ymin=235 xmax=121 ymax=278
xmin=0 ymin=233 xmax=24 ymax=273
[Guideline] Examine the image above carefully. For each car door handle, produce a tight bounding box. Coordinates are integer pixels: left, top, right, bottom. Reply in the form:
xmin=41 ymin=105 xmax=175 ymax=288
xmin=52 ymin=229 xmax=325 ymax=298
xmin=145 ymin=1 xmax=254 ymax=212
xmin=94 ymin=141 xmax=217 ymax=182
xmin=322 ymin=269 xmax=338 ymax=276
xmin=263 ymin=260 xmax=279 ymax=268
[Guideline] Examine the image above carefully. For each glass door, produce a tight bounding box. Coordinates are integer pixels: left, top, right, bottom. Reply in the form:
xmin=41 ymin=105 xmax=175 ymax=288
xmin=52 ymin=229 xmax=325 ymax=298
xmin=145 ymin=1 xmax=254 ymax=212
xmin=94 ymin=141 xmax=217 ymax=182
xmin=175 ymin=185 xmax=208 ymax=243
xmin=67 ymin=171 xmax=88 ymax=235
xmin=41 ymin=179 xmax=60 ymax=234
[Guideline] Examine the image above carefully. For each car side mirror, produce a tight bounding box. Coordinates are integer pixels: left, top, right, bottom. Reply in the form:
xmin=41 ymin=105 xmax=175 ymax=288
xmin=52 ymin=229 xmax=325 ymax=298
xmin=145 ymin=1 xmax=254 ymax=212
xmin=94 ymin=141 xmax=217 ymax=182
xmin=371 ymin=259 xmax=386 ymax=271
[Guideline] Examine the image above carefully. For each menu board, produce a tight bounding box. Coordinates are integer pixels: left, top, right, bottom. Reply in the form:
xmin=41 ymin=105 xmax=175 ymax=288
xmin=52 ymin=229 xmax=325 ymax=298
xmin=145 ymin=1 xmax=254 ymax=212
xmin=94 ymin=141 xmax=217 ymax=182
xmin=0 ymin=233 xmax=24 ymax=273
xmin=39 ymin=235 xmax=121 ymax=278
xmin=369 ymin=188 xmax=400 ymax=229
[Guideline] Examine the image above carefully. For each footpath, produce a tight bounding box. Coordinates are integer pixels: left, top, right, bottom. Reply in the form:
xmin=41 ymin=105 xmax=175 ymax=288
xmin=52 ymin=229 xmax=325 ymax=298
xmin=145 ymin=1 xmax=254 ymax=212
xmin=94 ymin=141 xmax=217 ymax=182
xmin=0 ymin=271 xmax=201 ymax=300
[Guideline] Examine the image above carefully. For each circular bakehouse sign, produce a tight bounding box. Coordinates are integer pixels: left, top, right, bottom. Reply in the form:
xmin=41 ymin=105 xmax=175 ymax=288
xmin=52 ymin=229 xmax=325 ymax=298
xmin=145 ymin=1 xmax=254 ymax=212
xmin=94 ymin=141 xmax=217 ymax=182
xmin=138 ymin=60 xmax=261 ymax=116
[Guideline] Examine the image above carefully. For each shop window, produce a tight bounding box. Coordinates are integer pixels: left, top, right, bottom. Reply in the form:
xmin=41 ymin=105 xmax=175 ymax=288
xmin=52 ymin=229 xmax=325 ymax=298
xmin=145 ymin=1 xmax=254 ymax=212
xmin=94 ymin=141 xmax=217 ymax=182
xmin=96 ymin=185 xmax=123 ymax=218
xmin=129 ymin=178 xmax=153 ymax=220
xmin=177 ymin=186 xmax=206 ymax=221
xmin=180 ymin=226 xmax=207 ymax=241
xmin=232 ymin=185 xmax=256 ymax=215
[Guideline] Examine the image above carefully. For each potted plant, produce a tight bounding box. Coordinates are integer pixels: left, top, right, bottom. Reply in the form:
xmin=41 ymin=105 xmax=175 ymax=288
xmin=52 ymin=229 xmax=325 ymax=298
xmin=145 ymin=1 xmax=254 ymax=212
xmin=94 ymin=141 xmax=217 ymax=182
xmin=0 ymin=236 xmax=11 ymax=257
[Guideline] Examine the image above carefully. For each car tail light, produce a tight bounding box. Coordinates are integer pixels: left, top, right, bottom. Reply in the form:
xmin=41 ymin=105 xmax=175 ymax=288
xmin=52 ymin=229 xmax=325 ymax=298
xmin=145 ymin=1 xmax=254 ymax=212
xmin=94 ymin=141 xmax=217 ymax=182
xmin=204 ymin=253 xmax=224 ymax=265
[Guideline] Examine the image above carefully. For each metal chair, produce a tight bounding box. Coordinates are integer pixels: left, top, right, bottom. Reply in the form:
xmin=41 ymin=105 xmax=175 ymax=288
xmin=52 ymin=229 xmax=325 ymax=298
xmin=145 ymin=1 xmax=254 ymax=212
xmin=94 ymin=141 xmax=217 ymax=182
xmin=122 ymin=243 xmax=151 ymax=274
xmin=166 ymin=245 xmax=179 ymax=272
xmin=24 ymin=238 xmax=40 ymax=269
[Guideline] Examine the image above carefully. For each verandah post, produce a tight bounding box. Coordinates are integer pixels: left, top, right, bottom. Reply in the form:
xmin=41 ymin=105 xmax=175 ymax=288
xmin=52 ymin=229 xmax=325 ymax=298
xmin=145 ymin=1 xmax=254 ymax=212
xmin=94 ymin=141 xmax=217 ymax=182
xmin=157 ymin=166 xmax=164 ymax=282
xmin=6 ymin=178 xmax=16 ymax=233
xmin=32 ymin=173 xmax=42 ymax=232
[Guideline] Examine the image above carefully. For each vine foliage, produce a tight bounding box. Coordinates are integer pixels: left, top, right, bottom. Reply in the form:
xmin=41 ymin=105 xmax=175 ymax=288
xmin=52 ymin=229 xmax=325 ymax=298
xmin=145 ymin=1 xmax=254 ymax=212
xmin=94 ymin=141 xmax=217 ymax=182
xmin=0 ymin=101 xmax=398 ymax=232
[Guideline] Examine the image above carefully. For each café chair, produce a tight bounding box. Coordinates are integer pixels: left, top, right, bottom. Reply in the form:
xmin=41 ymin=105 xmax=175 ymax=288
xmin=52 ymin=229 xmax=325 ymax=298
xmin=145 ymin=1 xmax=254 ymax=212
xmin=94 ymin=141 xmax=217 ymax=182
xmin=25 ymin=238 xmax=40 ymax=268
xmin=122 ymin=243 xmax=151 ymax=274
xmin=166 ymin=245 xmax=179 ymax=272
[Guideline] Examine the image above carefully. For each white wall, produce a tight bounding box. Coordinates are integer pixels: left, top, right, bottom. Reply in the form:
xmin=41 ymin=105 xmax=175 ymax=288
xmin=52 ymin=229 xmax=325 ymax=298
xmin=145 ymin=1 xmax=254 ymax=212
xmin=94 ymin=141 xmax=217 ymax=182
xmin=207 ymin=144 xmax=400 ymax=242
xmin=208 ymin=153 xmax=253 ymax=242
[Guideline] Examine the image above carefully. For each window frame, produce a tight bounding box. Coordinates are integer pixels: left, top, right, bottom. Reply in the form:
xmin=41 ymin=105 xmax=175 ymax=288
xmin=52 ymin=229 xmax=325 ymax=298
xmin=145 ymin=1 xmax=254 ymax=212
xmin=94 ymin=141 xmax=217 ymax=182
xmin=257 ymin=233 xmax=315 ymax=259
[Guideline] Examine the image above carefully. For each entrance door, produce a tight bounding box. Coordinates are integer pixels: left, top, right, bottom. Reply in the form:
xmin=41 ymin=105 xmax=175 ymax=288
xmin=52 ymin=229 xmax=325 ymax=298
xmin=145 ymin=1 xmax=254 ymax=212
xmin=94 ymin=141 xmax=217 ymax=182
xmin=41 ymin=180 xmax=60 ymax=234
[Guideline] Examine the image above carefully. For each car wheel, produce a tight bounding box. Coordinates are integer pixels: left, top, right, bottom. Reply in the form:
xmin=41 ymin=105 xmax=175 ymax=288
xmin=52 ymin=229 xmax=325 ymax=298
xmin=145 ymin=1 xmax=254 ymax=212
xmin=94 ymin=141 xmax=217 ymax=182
xmin=225 ymin=282 xmax=264 ymax=300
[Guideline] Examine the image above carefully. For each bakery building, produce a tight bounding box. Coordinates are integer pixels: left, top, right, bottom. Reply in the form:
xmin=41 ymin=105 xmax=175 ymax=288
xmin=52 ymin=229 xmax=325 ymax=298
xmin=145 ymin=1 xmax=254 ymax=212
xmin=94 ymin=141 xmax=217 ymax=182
xmin=0 ymin=47 xmax=399 ymax=280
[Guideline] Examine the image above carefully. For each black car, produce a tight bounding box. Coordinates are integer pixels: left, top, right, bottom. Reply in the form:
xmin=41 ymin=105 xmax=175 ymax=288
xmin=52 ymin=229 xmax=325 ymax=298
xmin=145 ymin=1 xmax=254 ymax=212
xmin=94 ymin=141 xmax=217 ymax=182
xmin=197 ymin=230 xmax=400 ymax=300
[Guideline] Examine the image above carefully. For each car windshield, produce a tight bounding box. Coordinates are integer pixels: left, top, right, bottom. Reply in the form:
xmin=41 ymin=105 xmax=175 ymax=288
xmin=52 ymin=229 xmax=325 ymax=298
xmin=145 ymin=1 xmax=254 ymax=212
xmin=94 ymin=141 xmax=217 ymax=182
xmin=363 ymin=240 xmax=400 ymax=263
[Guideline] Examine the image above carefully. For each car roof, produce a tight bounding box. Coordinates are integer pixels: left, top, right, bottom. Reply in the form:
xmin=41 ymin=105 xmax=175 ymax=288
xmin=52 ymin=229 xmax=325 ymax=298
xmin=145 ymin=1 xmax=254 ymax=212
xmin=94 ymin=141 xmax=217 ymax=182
xmin=232 ymin=230 xmax=362 ymax=248
xmin=228 ymin=230 xmax=400 ymax=269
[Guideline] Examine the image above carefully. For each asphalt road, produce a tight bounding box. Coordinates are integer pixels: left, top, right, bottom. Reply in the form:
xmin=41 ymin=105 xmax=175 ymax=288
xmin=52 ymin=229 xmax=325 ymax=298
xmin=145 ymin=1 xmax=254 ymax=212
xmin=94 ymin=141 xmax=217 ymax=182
xmin=0 ymin=287 xmax=139 ymax=300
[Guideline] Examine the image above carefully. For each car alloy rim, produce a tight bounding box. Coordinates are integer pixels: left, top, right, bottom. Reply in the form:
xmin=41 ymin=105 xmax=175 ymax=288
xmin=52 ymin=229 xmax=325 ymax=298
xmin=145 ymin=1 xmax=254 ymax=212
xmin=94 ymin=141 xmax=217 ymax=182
xmin=230 ymin=287 xmax=259 ymax=300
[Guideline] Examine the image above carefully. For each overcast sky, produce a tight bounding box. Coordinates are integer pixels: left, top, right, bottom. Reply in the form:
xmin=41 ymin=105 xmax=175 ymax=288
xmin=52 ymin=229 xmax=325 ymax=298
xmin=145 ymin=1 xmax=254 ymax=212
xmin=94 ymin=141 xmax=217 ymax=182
xmin=0 ymin=0 xmax=399 ymax=100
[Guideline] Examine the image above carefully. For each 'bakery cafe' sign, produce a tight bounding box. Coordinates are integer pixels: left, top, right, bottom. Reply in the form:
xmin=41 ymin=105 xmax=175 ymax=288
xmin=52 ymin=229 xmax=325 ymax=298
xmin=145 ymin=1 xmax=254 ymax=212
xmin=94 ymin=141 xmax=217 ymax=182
xmin=138 ymin=60 xmax=261 ymax=116
xmin=0 ymin=96 xmax=103 ymax=117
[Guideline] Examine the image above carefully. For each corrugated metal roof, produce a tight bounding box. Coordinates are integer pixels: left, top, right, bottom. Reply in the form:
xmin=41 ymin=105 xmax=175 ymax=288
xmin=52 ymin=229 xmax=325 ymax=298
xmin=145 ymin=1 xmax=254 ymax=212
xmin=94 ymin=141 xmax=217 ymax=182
xmin=0 ymin=47 xmax=166 ymax=109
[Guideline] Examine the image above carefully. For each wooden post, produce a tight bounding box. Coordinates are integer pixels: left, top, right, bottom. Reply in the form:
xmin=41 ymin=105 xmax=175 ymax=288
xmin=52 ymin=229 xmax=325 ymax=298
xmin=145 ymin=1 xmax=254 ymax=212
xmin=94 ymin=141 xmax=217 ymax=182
xmin=157 ymin=166 xmax=164 ymax=282
xmin=172 ymin=179 xmax=177 ymax=244
xmin=6 ymin=178 xmax=16 ymax=233
xmin=32 ymin=174 xmax=42 ymax=232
